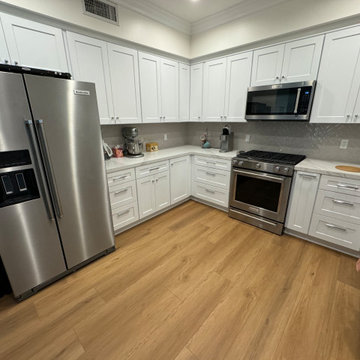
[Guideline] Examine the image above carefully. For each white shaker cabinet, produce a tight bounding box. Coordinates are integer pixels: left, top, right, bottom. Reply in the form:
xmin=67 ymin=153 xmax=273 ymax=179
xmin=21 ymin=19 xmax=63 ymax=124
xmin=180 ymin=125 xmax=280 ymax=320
xmin=107 ymin=44 xmax=141 ymax=124
xmin=286 ymin=171 xmax=320 ymax=234
xmin=190 ymin=63 xmax=203 ymax=121
xmin=66 ymin=32 xmax=113 ymax=124
xmin=1 ymin=13 xmax=68 ymax=71
xmin=154 ymin=172 xmax=171 ymax=210
xmin=170 ymin=156 xmax=191 ymax=204
xmin=311 ymin=27 xmax=360 ymax=123
xmin=0 ymin=18 xmax=10 ymax=64
xmin=179 ymin=63 xmax=190 ymax=121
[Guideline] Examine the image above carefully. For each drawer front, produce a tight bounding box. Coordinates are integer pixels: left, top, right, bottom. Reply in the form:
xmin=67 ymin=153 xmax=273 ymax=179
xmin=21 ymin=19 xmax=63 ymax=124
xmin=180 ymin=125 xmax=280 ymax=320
xmin=309 ymin=214 xmax=360 ymax=251
xmin=193 ymin=156 xmax=231 ymax=171
xmin=192 ymin=181 xmax=229 ymax=207
xmin=314 ymin=190 xmax=360 ymax=224
xmin=109 ymin=181 xmax=137 ymax=208
xmin=107 ymin=168 xmax=135 ymax=187
xmin=319 ymin=175 xmax=360 ymax=197
xmin=192 ymin=164 xmax=230 ymax=189
xmin=136 ymin=161 xmax=169 ymax=179
xmin=112 ymin=203 xmax=139 ymax=231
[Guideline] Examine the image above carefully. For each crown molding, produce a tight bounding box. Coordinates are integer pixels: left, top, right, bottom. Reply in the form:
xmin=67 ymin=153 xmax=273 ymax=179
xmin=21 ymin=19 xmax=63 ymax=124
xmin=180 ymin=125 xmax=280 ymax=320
xmin=115 ymin=0 xmax=191 ymax=35
xmin=191 ymin=0 xmax=291 ymax=34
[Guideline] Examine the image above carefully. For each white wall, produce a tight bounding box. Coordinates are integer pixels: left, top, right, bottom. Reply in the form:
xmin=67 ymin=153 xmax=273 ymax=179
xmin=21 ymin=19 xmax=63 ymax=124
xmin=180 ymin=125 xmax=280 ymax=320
xmin=191 ymin=0 xmax=360 ymax=58
xmin=0 ymin=0 xmax=190 ymax=58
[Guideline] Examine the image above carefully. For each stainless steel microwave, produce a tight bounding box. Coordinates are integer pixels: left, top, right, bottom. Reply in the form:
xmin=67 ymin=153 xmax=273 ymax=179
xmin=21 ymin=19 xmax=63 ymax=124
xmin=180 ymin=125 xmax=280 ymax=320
xmin=245 ymin=81 xmax=316 ymax=121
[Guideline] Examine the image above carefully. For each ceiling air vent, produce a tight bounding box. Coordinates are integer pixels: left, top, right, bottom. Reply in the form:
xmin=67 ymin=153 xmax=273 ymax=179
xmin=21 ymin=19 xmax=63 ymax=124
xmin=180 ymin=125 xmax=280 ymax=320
xmin=83 ymin=0 xmax=119 ymax=25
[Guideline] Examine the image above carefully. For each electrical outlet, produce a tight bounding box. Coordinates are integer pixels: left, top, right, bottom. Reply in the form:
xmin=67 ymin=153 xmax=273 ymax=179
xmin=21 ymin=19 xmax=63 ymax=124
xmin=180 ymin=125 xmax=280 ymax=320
xmin=164 ymin=133 xmax=168 ymax=141
xmin=340 ymin=139 xmax=349 ymax=149
xmin=245 ymin=134 xmax=251 ymax=143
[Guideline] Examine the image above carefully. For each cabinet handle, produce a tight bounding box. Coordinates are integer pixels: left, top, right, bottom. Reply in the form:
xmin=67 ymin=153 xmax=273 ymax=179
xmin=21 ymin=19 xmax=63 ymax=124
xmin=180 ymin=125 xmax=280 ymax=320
xmin=224 ymin=115 xmax=227 ymax=120
xmin=197 ymin=116 xmax=201 ymax=120
xmin=113 ymin=175 xmax=127 ymax=181
xmin=332 ymin=199 xmax=354 ymax=206
xmin=14 ymin=61 xmax=18 ymax=65
xmin=205 ymin=188 xmax=215 ymax=194
xmin=275 ymin=76 xmax=280 ymax=80
xmin=206 ymin=172 xmax=216 ymax=176
xmin=336 ymin=183 xmax=359 ymax=190
xmin=163 ymin=116 xmax=166 ymax=120
xmin=116 ymin=209 xmax=130 ymax=217
xmin=114 ymin=189 xmax=128 ymax=195
xmin=4 ymin=59 xmax=8 ymax=64
xmin=206 ymin=161 xmax=216 ymax=165
xmin=149 ymin=167 xmax=160 ymax=171
xmin=281 ymin=75 xmax=286 ymax=79
xmin=325 ymin=223 xmax=347 ymax=232
xmin=299 ymin=173 xmax=317 ymax=179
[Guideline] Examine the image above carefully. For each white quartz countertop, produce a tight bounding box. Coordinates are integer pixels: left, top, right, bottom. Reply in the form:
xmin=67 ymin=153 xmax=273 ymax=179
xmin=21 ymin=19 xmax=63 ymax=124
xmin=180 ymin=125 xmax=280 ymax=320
xmin=105 ymin=145 xmax=237 ymax=173
xmin=295 ymin=158 xmax=360 ymax=180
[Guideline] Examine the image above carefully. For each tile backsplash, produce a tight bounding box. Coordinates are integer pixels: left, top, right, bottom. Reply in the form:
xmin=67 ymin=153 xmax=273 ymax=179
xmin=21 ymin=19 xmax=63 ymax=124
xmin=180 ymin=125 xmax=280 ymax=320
xmin=102 ymin=122 xmax=360 ymax=163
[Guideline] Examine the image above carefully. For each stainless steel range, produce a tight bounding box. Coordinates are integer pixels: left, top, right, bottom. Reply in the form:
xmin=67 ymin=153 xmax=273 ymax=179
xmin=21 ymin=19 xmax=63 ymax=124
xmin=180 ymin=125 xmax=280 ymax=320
xmin=229 ymin=150 xmax=305 ymax=235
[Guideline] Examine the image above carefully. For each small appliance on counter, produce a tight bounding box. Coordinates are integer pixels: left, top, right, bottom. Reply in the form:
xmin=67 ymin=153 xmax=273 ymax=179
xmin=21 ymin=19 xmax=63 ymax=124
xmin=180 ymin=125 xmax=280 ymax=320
xmin=200 ymin=128 xmax=211 ymax=148
xmin=146 ymin=142 xmax=159 ymax=152
xmin=122 ymin=127 xmax=144 ymax=158
xmin=103 ymin=141 xmax=113 ymax=160
xmin=219 ymin=125 xmax=233 ymax=153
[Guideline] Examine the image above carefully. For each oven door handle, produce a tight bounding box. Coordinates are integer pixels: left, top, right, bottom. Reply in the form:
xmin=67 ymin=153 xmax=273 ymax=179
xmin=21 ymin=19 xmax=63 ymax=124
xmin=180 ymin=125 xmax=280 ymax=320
xmin=232 ymin=168 xmax=286 ymax=182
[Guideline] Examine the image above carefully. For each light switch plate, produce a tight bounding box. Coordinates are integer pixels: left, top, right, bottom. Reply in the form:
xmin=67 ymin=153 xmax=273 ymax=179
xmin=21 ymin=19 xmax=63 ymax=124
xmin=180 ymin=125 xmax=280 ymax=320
xmin=340 ymin=139 xmax=349 ymax=149
xmin=164 ymin=133 xmax=168 ymax=141
xmin=245 ymin=134 xmax=251 ymax=143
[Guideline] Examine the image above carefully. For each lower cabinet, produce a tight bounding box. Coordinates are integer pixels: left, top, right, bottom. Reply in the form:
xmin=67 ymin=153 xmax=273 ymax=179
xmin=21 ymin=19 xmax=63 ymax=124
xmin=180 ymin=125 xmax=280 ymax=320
xmin=137 ymin=171 xmax=170 ymax=219
xmin=170 ymin=156 xmax=190 ymax=204
xmin=192 ymin=181 xmax=229 ymax=208
xmin=112 ymin=203 xmax=139 ymax=232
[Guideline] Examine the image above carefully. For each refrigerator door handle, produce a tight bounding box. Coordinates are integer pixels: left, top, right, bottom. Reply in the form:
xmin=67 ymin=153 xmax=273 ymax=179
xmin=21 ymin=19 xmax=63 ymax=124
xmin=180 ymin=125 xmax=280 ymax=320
xmin=25 ymin=119 xmax=55 ymax=221
xmin=35 ymin=119 xmax=64 ymax=218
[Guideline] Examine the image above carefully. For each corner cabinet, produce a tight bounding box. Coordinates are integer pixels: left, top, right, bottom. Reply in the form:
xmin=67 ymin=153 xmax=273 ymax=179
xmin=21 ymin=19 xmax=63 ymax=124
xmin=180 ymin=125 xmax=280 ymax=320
xmin=190 ymin=63 xmax=204 ymax=121
xmin=179 ymin=63 xmax=190 ymax=121
xmin=311 ymin=27 xmax=360 ymax=124
xmin=66 ymin=32 xmax=113 ymax=125
xmin=170 ymin=156 xmax=191 ymax=204
xmin=0 ymin=13 xmax=68 ymax=72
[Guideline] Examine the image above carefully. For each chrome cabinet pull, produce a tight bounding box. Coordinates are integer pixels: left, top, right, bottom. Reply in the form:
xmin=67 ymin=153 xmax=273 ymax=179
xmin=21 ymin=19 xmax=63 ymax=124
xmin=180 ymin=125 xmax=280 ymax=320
xmin=149 ymin=167 xmax=160 ymax=171
xmin=294 ymin=88 xmax=301 ymax=114
xmin=336 ymin=183 xmax=359 ymax=190
xmin=36 ymin=119 xmax=63 ymax=218
xmin=205 ymin=188 xmax=215 ymax=194
xmin=206 ymin=172 xmax=216 ymax=176
xmin=114 ymin=189 xmax=128 ymax=195
xmin=113 ymin=175 xmax=127 ymax=181
xmin=332 ymin=199 xmax=354 ymax=206
xmin=325 ymin=223 xmax=347 ymax=232
xmin=116 ymin=209 xmax=130 ymax=217
xmin=299 ymin=173 xmax=317 ymax=179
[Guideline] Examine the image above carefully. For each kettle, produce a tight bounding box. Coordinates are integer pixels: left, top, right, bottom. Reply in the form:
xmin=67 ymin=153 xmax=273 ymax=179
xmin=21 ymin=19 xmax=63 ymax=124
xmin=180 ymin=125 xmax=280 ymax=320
xmin=103 ymin=141 xmax=113 ymax=160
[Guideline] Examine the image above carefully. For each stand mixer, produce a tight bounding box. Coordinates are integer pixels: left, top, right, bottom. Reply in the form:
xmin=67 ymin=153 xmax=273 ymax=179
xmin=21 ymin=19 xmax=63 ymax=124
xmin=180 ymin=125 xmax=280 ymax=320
xmin=122 ymin=127 xmax=144 ymax=158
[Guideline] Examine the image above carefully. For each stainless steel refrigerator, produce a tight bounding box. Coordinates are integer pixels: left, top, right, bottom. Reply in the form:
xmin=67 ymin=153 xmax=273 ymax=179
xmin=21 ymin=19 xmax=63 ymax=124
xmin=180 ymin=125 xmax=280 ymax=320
xmin=0 ymin=69 xmax=114 ymax=300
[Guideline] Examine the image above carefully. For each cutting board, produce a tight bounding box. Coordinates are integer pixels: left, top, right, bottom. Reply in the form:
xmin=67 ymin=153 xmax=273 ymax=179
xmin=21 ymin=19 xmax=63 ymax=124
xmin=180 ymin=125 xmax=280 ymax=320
xmin=335 ymin=165 xmax=360 ymax=173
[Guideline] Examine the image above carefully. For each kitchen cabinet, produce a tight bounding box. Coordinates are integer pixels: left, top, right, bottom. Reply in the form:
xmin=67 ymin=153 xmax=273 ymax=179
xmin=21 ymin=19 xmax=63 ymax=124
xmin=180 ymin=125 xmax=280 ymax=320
xmin=107 ymin=43 xmax=141 ymax=124
xmin=190 ymin=63 xmax=203 ymax=121
xmin=0 ymin=13 xmax=68 ymax=71
xmin=251 ymin=36 xmax=323 ymax=86
xmin=66 ymin=32 xmax=113 ymax=125
xmin=170 ymin=156 xmax=190 ymax=204
xmin=0 ymin=18 xmax=10 ymax=65
xmin=286 ymin=171 xmax=320 ymax=234
xmin=311 ymin=27 xmax=360 ymax=123
xmin=179 ymin=63 xmax=190 ymax=121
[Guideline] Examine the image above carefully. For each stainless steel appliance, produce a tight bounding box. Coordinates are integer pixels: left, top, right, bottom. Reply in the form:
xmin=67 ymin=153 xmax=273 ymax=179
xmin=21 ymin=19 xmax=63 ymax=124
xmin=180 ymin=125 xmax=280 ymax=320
xmin=229 ymin=150 xmax=305 ymax=235
xmin=122 ymin=127 xmax=144 ymax=158
xmin=219 ymin=125 xmax=233 ymax=153
xmin=0 ymin=67 xmax=115 ymax=300
xmin=245 ymin=81 xmax=316 ymax=121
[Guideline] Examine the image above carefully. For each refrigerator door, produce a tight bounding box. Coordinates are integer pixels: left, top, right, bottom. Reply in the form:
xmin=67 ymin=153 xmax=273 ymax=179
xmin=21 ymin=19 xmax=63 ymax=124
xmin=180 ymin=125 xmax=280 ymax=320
xmin=0 ymin=72 xmax=67 ymax=298
xmin=24 ymin=75 xmax=114 ymax=268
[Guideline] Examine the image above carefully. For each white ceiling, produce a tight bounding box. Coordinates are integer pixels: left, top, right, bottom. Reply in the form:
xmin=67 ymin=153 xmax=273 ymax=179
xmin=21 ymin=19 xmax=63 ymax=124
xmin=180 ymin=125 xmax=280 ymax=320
xmin=146 ymin=0 xmax=246 ymax=23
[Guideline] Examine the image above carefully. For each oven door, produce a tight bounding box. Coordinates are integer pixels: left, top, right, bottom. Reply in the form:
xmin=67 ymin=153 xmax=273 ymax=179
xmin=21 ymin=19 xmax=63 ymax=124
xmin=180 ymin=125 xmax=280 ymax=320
xmin=229 ymin=168 xmax=292 ymax=222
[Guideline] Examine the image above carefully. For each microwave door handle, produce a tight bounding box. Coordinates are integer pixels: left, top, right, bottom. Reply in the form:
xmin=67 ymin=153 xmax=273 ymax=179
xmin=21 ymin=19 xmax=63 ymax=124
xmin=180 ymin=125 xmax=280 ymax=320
xmin=294 ymin=88 xmax=301 ymax=114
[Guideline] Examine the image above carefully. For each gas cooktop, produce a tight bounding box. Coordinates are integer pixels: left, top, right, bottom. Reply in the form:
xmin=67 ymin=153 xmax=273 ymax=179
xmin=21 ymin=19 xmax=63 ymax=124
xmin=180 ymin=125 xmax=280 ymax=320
xmin=236 ymin=150 xmax=306 ymax=165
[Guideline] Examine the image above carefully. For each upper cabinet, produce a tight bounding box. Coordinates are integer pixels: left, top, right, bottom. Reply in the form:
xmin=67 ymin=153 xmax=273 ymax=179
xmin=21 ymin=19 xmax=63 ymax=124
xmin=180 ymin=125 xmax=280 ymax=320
xmin=139 ymin=52 xmax=179 ymax=123
xmin=251 ymin=36 xmax=324 ymax=86
xmin=0 ymin=18 xmax=10 ymax=65
xmin=311 ymin=27 xmax=360 ymax=124
xmin=107 ymin=44 xmax=142 ymax=124
xmin=0 ymin=13 xmax=68 ymax=72
xmin=190 ymin=63 xmax=203 ymax=121
xmin=179 ymin=63 xmax=190 ymax=122
xmin=66 ymin=32 xmax=113 ymax=125
xmin=202 ymin=52 xmax=252 ymax=122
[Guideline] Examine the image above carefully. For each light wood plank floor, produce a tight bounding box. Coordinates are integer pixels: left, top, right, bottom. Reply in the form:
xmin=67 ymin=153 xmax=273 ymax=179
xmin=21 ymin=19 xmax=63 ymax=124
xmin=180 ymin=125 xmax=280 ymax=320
xmin=1 ymin=200 xmax=359 ymax=360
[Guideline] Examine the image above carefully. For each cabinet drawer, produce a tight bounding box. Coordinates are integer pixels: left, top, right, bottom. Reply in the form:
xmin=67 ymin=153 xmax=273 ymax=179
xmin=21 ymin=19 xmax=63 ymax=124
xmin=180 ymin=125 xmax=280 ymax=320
xmin=112 ymin=203 xmax=139 ymax=231
xmin=192 ymin=181 xmax=229 ymax=207
xmin=109 ymin=181 xmax=137 ymax=208
xmin=136 ymin=161 xmax=169 ymax=179
xmin=192 ymin=156 xmax=231 ymax=171
xmin=319 ymin=175 xmax=360 ymax=197
xmin=192 ymin=164 xmax=230 ymax=189
xmin=309 ymin=214 xmax=360 ymax=251
xmin=314 ymin=190 xmax=360 ymax=224
xmin=107 ymin=168 xmax=135 ymax=187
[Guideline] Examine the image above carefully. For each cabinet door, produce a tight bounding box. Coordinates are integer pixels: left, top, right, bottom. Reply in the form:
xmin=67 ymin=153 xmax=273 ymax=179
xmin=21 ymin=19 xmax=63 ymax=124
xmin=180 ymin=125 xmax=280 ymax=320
xmin=170 ymin=156 xmax=190 ymax=204
xmin=281 ymin=36 xmax=324 ymax=83
xmin=351 ymin=86 xmax=360 ymax=123
xmin=155 ymin=172 xmax=170 ymax=211
xmin=139 ymin=52 xmax=161 ymax=123
xmin=203 ymin=58 xmax=227 ymax=122
xmin=137 ymin=176 xmax=156 ymax=219
xmin=66 ymin=32 xmax=113 ymax=124
xmin=160 ymin=58 xmax=179 ymax=122
xmin=311 ymin=27 xmax=360 ymax=123
xmin=224 ymin=52 xmax=252 ymax=122
xmin=285 ymin=171 xmax=320 ymax=234
xmin=1 ymin=13 xmax=68 ymax=71
xmin=190 ymin=63 xmax=203 ymax=121
xmin=179 ymin=63 xmax=190 ymax=122
xmin=107 ymin=44 xmax=141 ymax=124
xmin=251 ymin=44 xmax=284 ymax=86
xmin=0 ymin=18 xmax=10 ymax=64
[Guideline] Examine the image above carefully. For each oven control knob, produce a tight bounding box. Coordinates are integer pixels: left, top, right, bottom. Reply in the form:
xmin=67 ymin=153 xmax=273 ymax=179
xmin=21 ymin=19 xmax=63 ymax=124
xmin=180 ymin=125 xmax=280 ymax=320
xmin=238 ymin=160 xmax=244 ymax=166
xmin=275 ymin=166 xmax=280 ymax=172
xmin=256 ymin=163 xmax=261 ymax=169
xmin=284 ymin=167 xmax=289 ymax=173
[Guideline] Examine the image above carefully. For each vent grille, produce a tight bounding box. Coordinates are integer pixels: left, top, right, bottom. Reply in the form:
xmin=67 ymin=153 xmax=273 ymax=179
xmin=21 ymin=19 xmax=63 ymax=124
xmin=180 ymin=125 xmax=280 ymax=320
xmin=83 ymin=0 xmax=118 ymax=24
